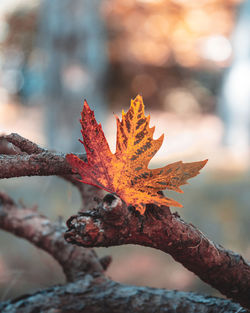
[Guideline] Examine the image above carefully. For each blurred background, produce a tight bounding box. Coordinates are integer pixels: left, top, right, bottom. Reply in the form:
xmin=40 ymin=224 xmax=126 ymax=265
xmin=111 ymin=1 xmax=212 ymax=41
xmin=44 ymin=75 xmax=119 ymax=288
xmin=1 ymin=0 xmax=250 ymax=300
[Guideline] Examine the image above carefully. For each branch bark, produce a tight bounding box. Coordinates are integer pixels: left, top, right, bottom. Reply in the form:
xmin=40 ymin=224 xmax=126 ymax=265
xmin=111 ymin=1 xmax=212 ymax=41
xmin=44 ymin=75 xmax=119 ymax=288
xmin=2 ymin=133 xmax=48 ymax=154
xmin=1 ymin=275 xmax=247 ymax=313
xmin=65 ymin=194 xmax=250 ymax=309
xmin=1 ymin=133 xmax=249 ymax=311
xmin=0 ymin=133 xmax=84 ymax=179
xmin=1 ymin=192 xmax=245 ymax=313
xmin=0 ymin=153 xmax=75 ymax=178
xmin=0 ymin=191 xmax=104 ymax=282
xmin=0 ymin=133 xmax=103 ymax=209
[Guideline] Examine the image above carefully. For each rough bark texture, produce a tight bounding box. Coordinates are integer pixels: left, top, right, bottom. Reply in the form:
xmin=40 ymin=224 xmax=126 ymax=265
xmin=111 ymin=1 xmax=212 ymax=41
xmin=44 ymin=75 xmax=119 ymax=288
xmin=0 ymin=192 xmax=103 ymax=282
xmin=0 ymin=153 xmax=76 ymax=178
xmin=0 ymin=133 xmax=85 ymax=179
xmin=0 ymin=133 xmax=249 ymax=312
xmin=2 ymin=133 xmax=47 ymax=154
xmin=0 ymin=191 xmax=245 ymax=313
xmin=65 ymin=194 xmax=250 ymax=309
xmin=0 ymin=276 xmax=247 ymax=313
xmin=0 ymin=133 xmax=103 ymax=209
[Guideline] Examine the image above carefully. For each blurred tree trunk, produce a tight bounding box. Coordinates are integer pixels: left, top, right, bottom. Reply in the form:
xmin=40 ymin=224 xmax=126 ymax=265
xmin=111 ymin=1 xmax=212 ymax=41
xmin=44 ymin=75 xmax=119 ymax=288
xmin=219 ymin=0 xmax=250 ymax=155
xmin=38 ymin=0 xmax=108 ymax=152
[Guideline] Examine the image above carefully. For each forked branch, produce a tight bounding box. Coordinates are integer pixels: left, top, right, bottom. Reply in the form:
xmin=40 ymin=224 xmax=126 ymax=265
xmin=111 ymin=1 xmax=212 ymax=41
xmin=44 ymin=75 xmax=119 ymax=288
xmin=0 ymin=191 xmax=245 ymax=313
xmin=0 ymin=133 xmax=103 ymax=208
xmin=0 ymin=133 xmax=249 ymax=311
xmin=65 ymin=194 xmax=250 ymax=309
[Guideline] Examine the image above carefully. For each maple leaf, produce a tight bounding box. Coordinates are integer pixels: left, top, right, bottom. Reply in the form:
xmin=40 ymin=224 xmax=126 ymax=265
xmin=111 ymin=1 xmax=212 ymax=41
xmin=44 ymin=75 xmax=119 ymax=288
xmin=66 ymin=95 xmax=207 ymax=215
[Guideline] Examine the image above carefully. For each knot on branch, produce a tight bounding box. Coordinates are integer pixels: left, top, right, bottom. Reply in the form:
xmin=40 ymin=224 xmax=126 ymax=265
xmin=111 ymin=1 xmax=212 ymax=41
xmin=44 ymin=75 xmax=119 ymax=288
xmin=64 ymin=193 xmax=172 ymax=248
xmin=64 ymin=193 xmax=129 ymax=247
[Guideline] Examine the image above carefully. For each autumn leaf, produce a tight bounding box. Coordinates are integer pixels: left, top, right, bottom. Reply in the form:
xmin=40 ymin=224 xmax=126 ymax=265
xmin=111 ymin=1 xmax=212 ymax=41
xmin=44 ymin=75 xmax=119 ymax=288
xmin=66 ymin=95 xmax=207 ymax=215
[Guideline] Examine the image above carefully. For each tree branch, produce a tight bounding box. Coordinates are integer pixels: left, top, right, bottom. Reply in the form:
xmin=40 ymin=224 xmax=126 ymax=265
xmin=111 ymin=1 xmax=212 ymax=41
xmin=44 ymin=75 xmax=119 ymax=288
xmin=0 ymin=133 xmax=104 ymax=209
xmin=0 ymin=275 xmax=247 ymax=313
xmin=0 ymin=133 xmax=249 ymax=311
xmin=2 ymin=133 xmax=48 ymax=154
xmin=0 ymin=133 xmax=85 ymax=179
xmin=0 ymin=191 xmax=104 ymax=282
xmin=1 ymin=192 xmax=245 ymax=313
xmin=65 ymin=194 xmax=250 ymax=309
xmin=0 ymin=153 xmax=76 ymax=178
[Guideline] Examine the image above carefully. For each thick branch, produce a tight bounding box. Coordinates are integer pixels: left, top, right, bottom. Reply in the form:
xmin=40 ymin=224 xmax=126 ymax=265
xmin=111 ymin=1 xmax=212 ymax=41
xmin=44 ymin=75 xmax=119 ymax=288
xmin=0 ymin=153 xmax=76 ymax=178
xmin=1 ymin=193 xmax=244 ymax=313
xmin=0 ymin=133 xmax=87 ymax=179
xmin=65 ymin=194 xmax=250 ymax=309
xmin=0 ymin=275 xmax=246 ymax=313
xmin=0 ymin=192 xmax=103 ymax=281
xmin=0 ymin=133 xmax=103 ymax=208
xmin=0 ymin=133 xmax=104 ymax=209
xmin=1 ymin=133 xmax=249 ymax=310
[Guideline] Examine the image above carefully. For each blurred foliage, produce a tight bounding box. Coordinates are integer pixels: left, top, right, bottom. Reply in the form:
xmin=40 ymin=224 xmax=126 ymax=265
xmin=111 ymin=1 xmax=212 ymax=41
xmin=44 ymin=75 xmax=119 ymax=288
xmin=103 ymin=0 xmax=241 ymax=68
xmin=0 ymin=0 xmax=243 ymax=113
xmin=1 ymin=8 xmax=37 ymax=61
xmin=102 ymin=0 xmax=242 ymax=114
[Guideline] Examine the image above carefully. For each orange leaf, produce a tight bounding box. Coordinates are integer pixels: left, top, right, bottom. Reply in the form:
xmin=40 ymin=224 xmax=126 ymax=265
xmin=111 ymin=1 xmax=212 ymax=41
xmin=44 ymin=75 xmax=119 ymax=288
xmin=66 ymin=95 xmax=207 ymax=215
